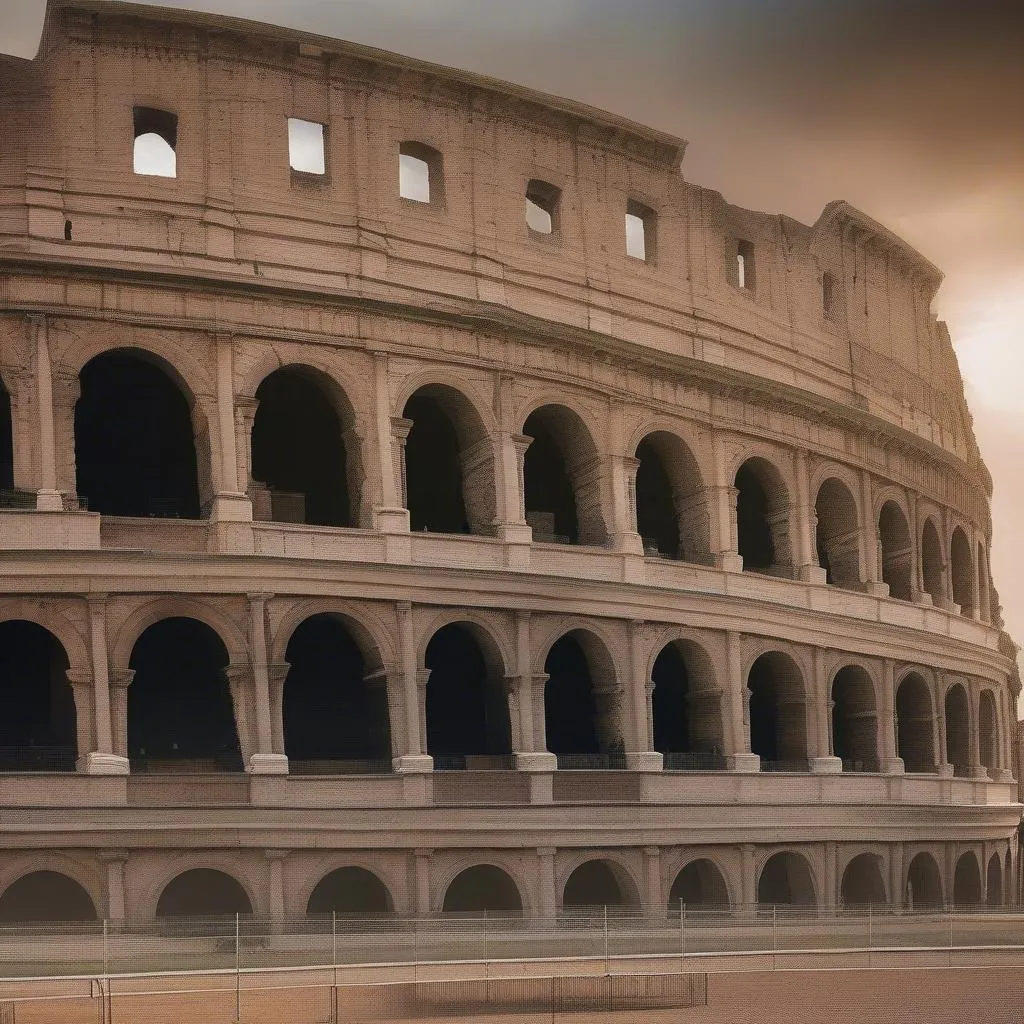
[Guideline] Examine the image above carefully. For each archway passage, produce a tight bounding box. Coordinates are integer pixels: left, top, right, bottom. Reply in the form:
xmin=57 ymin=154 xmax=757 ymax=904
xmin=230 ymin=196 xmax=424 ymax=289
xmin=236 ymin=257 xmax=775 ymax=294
xmin=747 ymin=652 xmax=807 ymax=770
xmin=0 ymin=871 xmax=97 ymax=923
xmin=156 ymin=869 xmax=252 ymax=918
xmin=921 ymin=519 xmax=944 ymax=606
xmin=814 ymin=478 xmax=861 ymax=587
xmin=543 ymin=632 xmax=622 ymax=769
xmin=0 ymin=621 xmax=76 ymax=771
xmin=634 ymin=432 xmax=707 ymax=561
xmin=979 ymin=690 xmax=998 ymax=775
xmin=523 ymin=405 xmax=606 ymax=546
xmin=128 ymin=618 xmax=240 ymax=771
xmin=757 ymin=852 xmax=815 ymax=907
xmin=651 ymin=641 xmax=723 ymax=769
xmin=944 ymin=684 xmax=970 ymax=776
xmin=735 ymin=458 xmax=790 ymax=575
xmin=307 ymin=867 xmax=393 ymax=915
xmin=75 ymin=350 xmax=202 ymax=518
xmin=0 ymin=381 xmax=13 ymax=492
xmin=895 ymin=674 xmax=935 ymax=773
xmin=562 ymin=860 xmax=636 ymax=910
xmin=953 ymin=853 xmax=981 ymax=908
xmin=840 ymin=854 xmax=886 ymax=907
xmin=425 ymin=624 xmax=511 ymax=769
xmin=878 ymin=502 xmax=912 ymax=601
xmin=283 ymin=614 xmax=391 ymax=770
xmin=949 ymin=527 xmax=974 ymax=616
xmin=831 ymin=666 xmax=878 ymax=772
xmin=668 ymin=860 xmax=729 ymax=911
xmin=906 ymin=853 xmax=943 ymax=909
xmin=251 ymin=367 xmax=355 ymax=527
xmin=987 ymin=854 xmax=1003 ymax=908
xmin=442 ymin=865 xmax=523 ymax=914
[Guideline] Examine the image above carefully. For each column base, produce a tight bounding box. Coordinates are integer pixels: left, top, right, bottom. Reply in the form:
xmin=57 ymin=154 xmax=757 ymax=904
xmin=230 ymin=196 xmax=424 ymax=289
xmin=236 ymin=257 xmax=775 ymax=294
xmin=913 ymin=591 xmax=933 ymax=607
xmin=715 ymin=553 xmax=744 ymax=573
xmin=968 ymin=765 xmax=990 ymax=780
xmin=496 ymin=522 xmax=532 ymax=545
xmin=209 ymin=493 xmax=253 ymax=521
xmin=937 ymin=762 xmax=954 ymax=778
xmin=247 ymin=753 xmax=289 ymax=775
xmin=809 ymin=756 xmax=844 ymax=774
xmin=865 ymin=581 xmax=890 ymax=598
xmin=880 ymin=756 xmax=905 ymax=775
xmin=515 ymin=751 xmax=557 ymax=772
xmin=373 ymin=506 xmax=411 ymax=533
xmin=614 ymin=531 xmax=645 ymax=556
xmin=990 ymin=768 xmax=1014 ymax=783
xmin=625 ymin=751 xmax=663 ymax=771
xmin=728 ymin=753 xmax=761 ymax=772
xmin=799 ymin=564 xmax=828 ymax=584
xmin=77 ymin=752 xmax=130 ymax=775
xmin=393 ymin=754 xmax=434 ymax=773
xmin=35 ymin=489 xmax=63 ymax=512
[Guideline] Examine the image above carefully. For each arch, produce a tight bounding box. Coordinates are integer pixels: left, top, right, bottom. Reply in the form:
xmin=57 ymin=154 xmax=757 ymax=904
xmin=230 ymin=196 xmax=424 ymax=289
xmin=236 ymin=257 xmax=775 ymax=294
xmin=522 ymin=403 xmax=607 ymax=546
xmin=921 ymin=518 xmax=944 ymax=605
xmin=840 ymin=853 xmax=886 ymax=907
xmin=878 ymin=501 xmax=912 ymax=601
xmin=633 ymin=430 xmax=708 ymax=562
xmin=543 ymin=629 xmax=623 ymax=769
xmin=250 ymin=365 xmax=363 ymax=528
xmin=74 ymin=348 xmax=205 ymax=518
xmin=987 ymin=852 xmax=1003 ymax=907
xmin=953 ymin=851 xmax=982 ymax=908
xmin=442 ymin=865 xmax=523 ymax=915
xmin=0 ymin=871 xmax=97 ymax=923
xmin=0 ymin=620 xmax=77 ymax=771
xmin=757 ymin=852 xmax=816 ymax=907
xmin=979 ymin=689 xmax=998 ymax=774
xmin=651 ymin=639 xmax=724 ymax=769
xmin=735 ymin=456 xmax=792 ymax=575
xmin=814 ymin=477 xmax=862 ymax=587
xmin=425 ymin=622 xmax=512 ymax=768
xmin=402 ymin=383 xmax=495 ymax=536
xmin=949 ymin=527 xmax=974 ymax=616
xmin=306 ymin=867 xmax=394 ymax=915
xmin=906 ymin=852 xmax=943 ymax=909
xmin=283 ymin=613 xmax=392 ymax=769
xmin=944 ymin=683 xmax=970 ymax=775
xmin=747 ymin=651 xmax=808 ymax=769
xmin=667 ymin=859 xmax=730 ymax=910
xmin=562 ymin=859 xmax=639 ymax=909
xmin=127 ymin=617 xmax=241 ymax=770
xmin=269 ymin=599 xmax=394 ymax=674
xmin=831 ymin=665 xmax=878 ymax=772
xmin=895 ymin=672 xmax=935 ymax=773
xmin=156 ymin=868 xmax=253 ymax=918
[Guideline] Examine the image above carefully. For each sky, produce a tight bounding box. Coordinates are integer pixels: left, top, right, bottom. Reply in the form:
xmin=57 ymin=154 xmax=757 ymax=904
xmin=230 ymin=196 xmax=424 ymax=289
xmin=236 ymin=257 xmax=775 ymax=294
xmin=3 ymin=0 xmax=1023 ymax=675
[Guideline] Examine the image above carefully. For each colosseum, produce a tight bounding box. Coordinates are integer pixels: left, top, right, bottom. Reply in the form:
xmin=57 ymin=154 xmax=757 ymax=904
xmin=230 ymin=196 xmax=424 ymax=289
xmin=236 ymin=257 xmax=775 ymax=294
xmin=0 ymin=0 xmax=1018 ymax=927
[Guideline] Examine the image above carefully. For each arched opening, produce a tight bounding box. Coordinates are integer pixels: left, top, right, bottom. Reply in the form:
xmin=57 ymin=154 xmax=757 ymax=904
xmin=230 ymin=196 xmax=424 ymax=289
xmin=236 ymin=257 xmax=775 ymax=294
xmin=75 ymin=350 xmax=203 ymax=518
xmin=0 ymin=378 xmax=13 ymax=493
xmin=814 ymin=478 xmax=861 ymax=587
xmin=921 ymin=519 xmax=944 ymax=605
xmin=283 ymin=614 xmax=391 ymax=772
xmin=953 ymin=852 xmax=981 ymax=908
xmin=977 ymin=542 xmax=991 ymax=622
xmin=128 ymin=618 xmax=240 ymax=771
xmin=425 ymin=623 xmax=511 ymax=769
xmin=651 ymin=640 xmax=724 ymax=770
xmin=544 ymin=631 xmax=622 ymax=769
xmin=133 ymin=106 xmax=177 ymax=178
xmin=747 ymin=652 xmax=807 ymax=770
xmin=944 ymin=684 xmax=970 ymax=776
xmin=0 ymin=871 xmax=97 ymax=923
xmin=251 ymin=367 xmax=358 ymax=527
xmin=523 ymin=405 xmax=606 ymax=546
xmin=307 ymin=867 xmax=393 ymax=915
xmin=831 ymin=666 xmax=878 ymax=772
xmin=895 ymin=673 xmax=935 ymax=773
xmin=950 ymin=527 xmax=974 ymax=616
xmin=0 ymin=621 xmax=76 ymax=771
xmin=840 ymin=854 xmax=886 ymax=907
xmin=156 ymin=869 xmax=252 ymax=918
xmin=667 ymin=860 xmax=729 ymax=911
xmin=987 ymin=853 xmax=1003 ymax=908
xmin=562 ymin=860 xmax=637 ymax=910
xmin=757 ymin=852 xmax=816 ymax=907
xmin=402 ymin=385 xmax=494 ymax=536
xmin=878 ymin=502 xmax=912 ymax=601
xmin=442 ymin=865 xmax=523 ymax=915
xmin=979 ymin=690 xmax=998 ymax=775
xmin=735 ymin=457 xmax=791 ymax=575
xmin=634 ymin=432 xmax=707 ymax=562
xmin=906 ymin=853 xmax=943 ymax=909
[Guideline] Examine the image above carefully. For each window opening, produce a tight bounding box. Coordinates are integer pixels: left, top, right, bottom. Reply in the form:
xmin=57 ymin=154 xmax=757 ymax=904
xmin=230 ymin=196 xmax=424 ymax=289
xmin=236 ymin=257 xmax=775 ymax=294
xmin=526 ymin=180 xmax=560 ymax=234
xmin=736 ymin=239 xmax=755 ymax=290
xmin=399 ymin=142 xmax=441 ymax=204
xmin=288 ymin=117 xmax=326 ymax=175
xmin=133 ymin=106 xmax=177 ymax=178
xmin=625 ymin=200 xmax=654 ymax=261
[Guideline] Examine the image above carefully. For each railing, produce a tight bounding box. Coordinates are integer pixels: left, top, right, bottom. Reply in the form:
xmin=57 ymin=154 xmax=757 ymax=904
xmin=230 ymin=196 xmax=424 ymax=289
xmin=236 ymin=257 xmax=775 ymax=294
xmin=555 ymin=752 xmax=628 ymax=770
xmin=128 ymin=754 xmax=245 ymax=774
xmin=758 ymin=758 xmax=812 ymax=773
xmin=288 ymin=758 xmax=392 ymax=775
xmin=431 ymin=754 xmax=517 ymax=771
xmin=662 ymin=751 xmax=728 ymax=771
xmin=0 ymin=745 xmax=76 ymax=771
xmin=0 ymin=487 xmax=38 ymax=509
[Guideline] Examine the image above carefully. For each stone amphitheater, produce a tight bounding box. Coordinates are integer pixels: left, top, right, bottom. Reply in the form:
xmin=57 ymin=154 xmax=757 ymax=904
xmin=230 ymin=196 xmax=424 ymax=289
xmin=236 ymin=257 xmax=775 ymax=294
xmin=0 ymin=0 xmax=1017 ymax=927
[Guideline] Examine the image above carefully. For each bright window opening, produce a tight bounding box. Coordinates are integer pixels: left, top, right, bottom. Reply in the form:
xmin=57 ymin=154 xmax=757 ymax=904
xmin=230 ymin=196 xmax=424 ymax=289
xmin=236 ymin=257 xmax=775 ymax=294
xmin=736 ymin=239 xmax=755 ymax=290
xmin=625 ymin=200 xmax=655 ymax=261
xmin=288 ymin=118 xmax=326 ymax=175
xmin=399 ymin=142 xmax=441 ymax=204
xmin=526 ymin=180 xmax=560 ymax=235
xmin=133 ymin=107 xmax=177 ymax=178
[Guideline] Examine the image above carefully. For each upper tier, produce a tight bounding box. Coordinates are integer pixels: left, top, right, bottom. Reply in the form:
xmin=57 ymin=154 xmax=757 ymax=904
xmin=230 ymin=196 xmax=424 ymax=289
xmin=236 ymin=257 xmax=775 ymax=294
xmin=0 ymin=0 xmax=986 ymax=494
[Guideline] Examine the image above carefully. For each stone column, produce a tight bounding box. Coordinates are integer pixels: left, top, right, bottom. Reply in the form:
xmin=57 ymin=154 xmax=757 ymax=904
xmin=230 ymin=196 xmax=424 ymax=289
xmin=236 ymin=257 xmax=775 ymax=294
xmin=823 ymin=842 xmax=837 ymax=912
xmin=267 ymin=663 xmax=288 ymax=756
xmin=27 ymin=314 xmax=62 ymax=510
xmin=795 ymin=451 xmax=826 ymax=583
xmin=394 ymin=602 xmax=432 ymax=772
xmin=740 ymin=844 xmax=756 ymax=910
xmin=108 ymin=669 xmax=134 ymax=759
xmin=512 ymin=611 xmax=556 ymax=773
xmin=907 ymin=490 xmax=928 ymax=604
xmin=970 ymin=527 xmax=983 ymax=621
xmin=880 ymin=659 xmax=904 ymax=773
xmin=889 ymin=843 xmax=904 ymax=911
xmin=209 ymin=333 xmax=252 ymax=522
xmin=51 ymin=368 xmax=81 ymax=500
xmin=643 ymin=846 xmax=663 ymax=918
xmin=246 ymin=593 xmax=287 ymax=774
xmin=370 ymin=352 xmax=411 ymax=534
xmin=100 ymin=850 xmax=128 ymax=922
xmin=234 ymin=396 xmax=259 ymax=499
xmin=537 ymin=847 xmax=557 ymax=920
xmin=65 ymin=670 xmax=96 ymax=772
xmin=626 ymin=620 xmax=661 ymax=770
xmin=709 ymin=434 xmax=742 ymax=571
xmin=726 ymin=632 xmax=759 ymax=771
xmin=809 ymin=648 xmax=842 ymax=773
xmin=266 ymin=850 xmax=289 ymax=920
xmin=967 ymin=679 xmax=987 ymax=779
xmin=861 ymin=470 xmax=888 ymax=596
xmin=611 ymin=455 xmax=644 ymax=556
xmin=492 ymin=374 xmax=532 ymax=563
xmin=414 ymin=849 xmax=432 ymax=915
xmin=80 ymin=595 xmax=129 ymax=774
xmin=934 ymin=670 xmax=952 ymax=775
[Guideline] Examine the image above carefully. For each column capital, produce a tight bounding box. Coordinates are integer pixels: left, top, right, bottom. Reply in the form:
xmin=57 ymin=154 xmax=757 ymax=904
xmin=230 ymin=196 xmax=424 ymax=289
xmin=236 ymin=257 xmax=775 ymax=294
xmin=643 ymin=846 xmax=661 ymax=858
xmin=536 ymin=846 xmax=557 ymax=858
xmin=64 ymin=669 xmax=93 ymax=687
xmin=98 ymin=848 xmax=129 ymax=864
xmin=247 ymin=592 xmax=274 ymax=604
xmin=264 ymin=849 xmax=291 ymax=861
xmin=413 ymin=847 xmax=434 ymax=858
xmin=109 ymin=668 xmax=135 ymax=688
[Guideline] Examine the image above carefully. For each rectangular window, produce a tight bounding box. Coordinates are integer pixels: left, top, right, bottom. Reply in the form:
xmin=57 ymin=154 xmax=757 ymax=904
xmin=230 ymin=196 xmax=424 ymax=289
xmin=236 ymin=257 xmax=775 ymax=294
xmin=133 ymin=106 xmax=177 ymax=178
xmin=399 ymin=142 xmax=442 ymax=205
xmin=626 ymin=200 xmax=656 ymax=261
xmin=526 ymin=179 xmax=560 ymax=235
xmin=288 ymin=118 xmax=326 ymax=176
xmin=736 ymin=239 xmax=755 ymax=290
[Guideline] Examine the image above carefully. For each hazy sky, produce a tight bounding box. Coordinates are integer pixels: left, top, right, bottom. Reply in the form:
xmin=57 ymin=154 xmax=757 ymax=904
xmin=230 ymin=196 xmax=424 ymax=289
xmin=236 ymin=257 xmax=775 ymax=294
xmin=4 ymin=1 xmax=1023 ymax=673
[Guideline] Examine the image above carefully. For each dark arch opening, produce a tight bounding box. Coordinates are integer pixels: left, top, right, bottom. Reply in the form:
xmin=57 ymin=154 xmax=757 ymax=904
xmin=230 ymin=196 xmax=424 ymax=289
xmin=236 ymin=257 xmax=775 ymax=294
xmin=0 ymin=380 xmax=13 ymax=492
xmin=831 ymin=666 xmax=878 ymax=772
xmin=0 ymin=621 xmax=76 ymax=771
xmin=906 ymin=853 xmax=943 ymax=909
xmin=815 ymin=478 xmax=861 ymax=587
xmin=442 ymin=865 xmax=523 ymax=914
xmin=563 ymin=860 xmax=634 ymax=909
xmin=307 ymin=867 xmax=393 ymax=915
xmin=840 ymin=854 xmax=886 ymax=907
xmin=75 ymin=350 xmax=202 ymax=518
xmin=950 ymin=527 xmax=974 ymax=616
xmin=652 ymin=641 xmax=723 ymax=770
xmin=953 ymin=852 xmax=981 ymax=908
xmin=878 ymin=502 xmax=912 ymax=601
xmin=283 ymin=614 xmax=391 ymax=770
xmin=987 ymin=853 xmax=1003 ymax=908
xmin=634 ymin=432 xmax=707 ymax=562
xmin=748 ymin=652 xmax=807 ymax=770
xmin=896 ymin=674 xmax=935 ymax=773
xmin=979 ymin=690 xmax=998 ymax=774
xmin=425 ymin=624 xmax=511 ymax=769
xmin=156 ymin=869 xmax=252 ymax=918
xmin=0 ymin=871 xmax=97 ymax=923
xmin=735 ymin=458 xmax=790 ymax=575
xmin=921 ymin=519 xmax=944 ymax=606
xmin=128 ymin=618 xmax=240 ymax=771
xmin=668 ymin=860 xmax=729 ymax=911
xmin=635 ymin=437 xmax=679 ymax=558
xmin=944 ymin=684 xmax=970 ymax=775
xmin=251 ymin=367 xmax=355 ymax=527
xmin=757 ymin=853 xmax=815 ymax=907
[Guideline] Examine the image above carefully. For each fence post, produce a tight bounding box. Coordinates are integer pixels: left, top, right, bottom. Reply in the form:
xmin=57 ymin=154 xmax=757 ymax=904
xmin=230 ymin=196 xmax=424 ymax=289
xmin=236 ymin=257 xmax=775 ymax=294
xmin=772 ymin=904 xmax=777 ymax=967
xmin=679 ymin=899 xmax=685 ymax=957
xmin=603 ymin=904 xmax=609 ymax=961
xmin=867 ymin=904 xmax=872 ymax=968
xmin=102 ymin=917 xmax=109 ymax=983
xmin=234 ymin=912 xmax=241 ymax=1024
